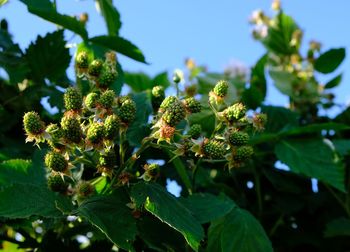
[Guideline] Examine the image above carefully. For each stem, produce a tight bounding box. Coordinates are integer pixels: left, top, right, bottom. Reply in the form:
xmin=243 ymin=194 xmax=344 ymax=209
xmin=269 ymin=214 xmax=284 ymax=237
xmin=253 ymin=166 xmax=263 ymax=218
xmin=119 ymin=129 xmax=126 ymax=167
xmin=192 ymin=158 xmax=202 ymax=191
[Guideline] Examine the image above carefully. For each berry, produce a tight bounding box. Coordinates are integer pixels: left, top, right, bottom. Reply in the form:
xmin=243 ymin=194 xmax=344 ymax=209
xmin=161 ymin=100 xmax=186 ymax=126
xmin=77 ymin=181 xmax=95 ymax=198
xmin=223 ymin=103 xmax=246 ymax=122
xmin=64 ymin=87 xmax=82 ymax=111
xmin=86 ymin=122 xmax=105 ymax=144
xmin=119 ymin=98 xmax=136 ymax=124
xmin=104 ymin=114 xmax=120 ymax=140
xmin=151 ymin=86 xmax=165 ymax=110
xmin=88 ymin=59 xmax=103 ymax=77
xmin=228 ymin=131 xmax=249 ymax=146
xmin=44 ymin=151 xmax=68 ymax=172
xmin=99 ymin=149 xmax=117 ymax=169
xmin=76 ymin=51 xmax=89 ymax=69
xmin=213 ymin=80 xmax=229 ymax=97
xmin=203 ymin=139 xmax=226 ymax=159
xmin=47 ymin=173 xmax=68 ymax=193
xmin=98 ymin=66 xmax=117 ymax=88
xmin=159 ymin=96 xmax=177 ymax=111
xmin=23 ymin=111 xmax=44 ymax=135
xmin=183 ymin=97 xmax=201 ymax=114
xmin=85 ymin=92 xmax=99 ymax=109
xmin=99 ymin=89 xmax=115 ymax=109
xmin=234 ymin=146 xmax=254 ymax=162
xmin=60 ymin=115 xmax=82 ymax=143
xmin=188 ymin=124 xmax=201 ymax=139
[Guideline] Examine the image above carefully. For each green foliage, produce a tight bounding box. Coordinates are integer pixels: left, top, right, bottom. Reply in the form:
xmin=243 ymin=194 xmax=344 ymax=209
xmin=314 ymin=48 xmax=346 ymax=73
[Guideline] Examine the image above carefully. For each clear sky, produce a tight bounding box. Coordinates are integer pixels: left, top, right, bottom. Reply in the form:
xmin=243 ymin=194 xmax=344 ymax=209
xmin=1 ymin=0 xmax=349 ymax=113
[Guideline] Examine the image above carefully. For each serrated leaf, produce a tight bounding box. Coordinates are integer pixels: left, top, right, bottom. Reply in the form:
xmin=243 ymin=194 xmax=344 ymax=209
xmin=275 ymin=139 xmax=345 ymax=191
xmin=207 ymin=208 xmax=273 ymax=252
xmin=315 ymin=48 xmax=345 ymax=74
xmin=131 ymin=182 xmax=205 ymax=251
xmin=25 ymin=30 xmax=70 ymax=82
xmin=180 ymin=193 xmax=236 ymax=224
xmin=0 ymin=183 xmax=73 ymax=218
xmin=20 ymin=0 xmax=88 ymax=39
xmin=324 ymin=74 xmax=342 ymax=89
xmin=90 ymin=35 xmax=147 ymax=63
xmin=324 ymin=218 xmax=350 ymax=237
xmin=78 ymin=190 xmax=137 ymax=251
xmin=96 ymin=0 xmax=122 ymax=36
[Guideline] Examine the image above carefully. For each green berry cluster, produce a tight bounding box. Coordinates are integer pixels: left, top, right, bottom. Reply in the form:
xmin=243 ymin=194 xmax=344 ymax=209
xmin=99 ymin=148 xmax=117 ymax=170
xmin=118 ymin=98 xmax=136 ymax=124
xmin=228 ymin=131 xmax=249 ymax=146
xmin=61 ymin=115 xmax=82 ymax=144
xmin=76 ymin=51 xmax=89 ymax=69
xmin=23 ymin=111 xmax=44 ymax=136
xmin=86 ymin=122 xmax=105 ymax=144
xmin=203 ymin=139 xmax=227 ymax=159
xmin=159 ymin=96 xmax=178 ymax=111
xmin=88 ymin=59 xmax=103 ymax=77
xmin=45 ymin=152 xmax=68 ymax=172
xmin=104 ymin=114 xmax=120 ymax=140
xmin=85 ymin=92 xmax=99 ymax=109
xmin=161 ymin=99 xmax=186 ymax=126
xmin=64 ymin=87 xmax=83 ymax=111
xmin=234 ymin=146 xmax=254 ymax=162
xmin=188 ymin=124 xmax=202 ymax=139
xmin=183 ymin=97 xmax=202 ymax=114
xmin=213 ymin=80 xmax=229 ymax=97
xmin=99 ymin=89 xmax=115 ymax=109
xmin=151 ymin=86 xmax=165 ymax=111
xmin=223 ymin=103 xmax=247 ymax=123
xmin=47 ymin=173 xmax=68 ymax=193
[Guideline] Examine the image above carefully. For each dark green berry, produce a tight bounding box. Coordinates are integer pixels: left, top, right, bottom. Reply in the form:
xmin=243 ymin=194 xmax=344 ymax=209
xmin=161 ymin=100 xmax=186 ymax=126
xmin=60 ymin=115 xmax=82 ymax=143
xmin=44 ymin=151 xmax=68 ymax=172
xmin=99 ymin=149 xmax=117 ymax=169
xmin=76 ymin=51 xmax=89 ymax=69
xmin=213 ymin=80 xmax=229 ymax=97
xmin=229 ymin=131 xmax=249 ymax=146
xmin=203 ymin=139 xmax=226 ymax=159
xmin=119 ymin=99 xmax=136 ymax=124
xmin=151 ymin=86 xmax=165 ymax=110
xmin=64 ymin=87 xmax=82 ymax=111
xmin=188 ymin=124 xmax=201 ymax=139
xmin=86 ymin=122 xmax=105 ymax=144
xmin=184 ymin=97 xmax=201 ymax=113
xmin=223 ymin=103 xmax=246 ymax=122
xmin=47 ymin=173 xmax=68 ymax=193
xmin=98 ymin=66 xmax=117 ymax=88
xmin=99 ymin=90 xmax=115 ymax=109
xmin=85 ymin=92 xmax=99 ymax=109
xmin=234 ymin=146 xmax=254 ymax=162
xmin=104 ymin=114 xmax=120 ymax=140
xmin=88 ymin=59 xmax=103 ymax=77
xmin=23 ymin=111 xmax=44 ymax=135
xmin=159 ymin=96 xmax=177 ymax=111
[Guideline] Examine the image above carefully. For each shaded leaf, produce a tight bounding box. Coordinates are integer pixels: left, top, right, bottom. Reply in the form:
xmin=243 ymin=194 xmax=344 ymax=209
xmin=269 ymin=68 xmax=297 ymax=96
xmin=324 ymin=74 xmax=342 ymax=89
xmin=324 ymin=218 xmax=350 ymax=237
xmin=96 ymin=0 xmax=122 ymax=36
xmin=333 ymin=139 xmax=350 ymax=156
xmin=315 ymin=48 xmax=345 ymax=74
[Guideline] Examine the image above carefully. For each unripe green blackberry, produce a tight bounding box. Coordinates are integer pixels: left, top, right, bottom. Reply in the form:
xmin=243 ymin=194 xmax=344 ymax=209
xmin=88 ymin=59 xmax=103 ymax=77
xmin=151 ymin=86 xmax=165 ymax=110
xmin=85 ymin=92 xmax=99 ymax=109
xmin=99 ymin=89 xmax=115 ymax=109
xmin=188 ymin=124 xmax=201 ymax=139
xmin=76 ymin=51 xmax=89 ymax=69
xmin=161 ymin=101 xmax=186 ymax=126
xmin=77 ymin=181 xmax=95 ymax=198
xmin=183 ymin=97 xmax=201 ymax=113
xmin=104 ymin=114 xmax=120 ymax=140
xmin=44 ymin=152 xmax=68 ymax=172
xmin=223 ymin=103 xmax=246 ymax=122
xmin=60 ymin=115 xmax=82 ymax=143
xmin=213 ymin=80 xmax=229 ymax=97
xmin=23 ymin=111 xmax=44 ymax=135
xmin=47 ymin=173 xmax=68 ymax=193
xmin=203 ymin=139 xmax=226 ymax=159
xmin=119 ymin=99 xmax=136 ymax=124
xmin=98 ymin=66 xmax=117 ymax=88
xmin=86 ymin=122 xmax=105 ymax=144
xmin=234 ymin=146 xmax=254 ymax=162
xmin=64 ymin=87 xmax=82 ymax=111
xmin=159 ymin=96 xmax=177 ymax=111
xmin=229 ymin=131 xmax=249 ymax=146
xmin=46 ymin=124 xmax=64 ymax=150
xmin=99 ymin=149 xmax=116 ymax=169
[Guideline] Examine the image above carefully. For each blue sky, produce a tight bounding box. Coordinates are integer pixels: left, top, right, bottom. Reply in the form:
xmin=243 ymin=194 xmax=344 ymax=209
xmin=1 ymin=0 xmax=349 ymax=112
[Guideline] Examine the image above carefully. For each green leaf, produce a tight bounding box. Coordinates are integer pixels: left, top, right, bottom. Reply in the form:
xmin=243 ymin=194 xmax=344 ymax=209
xmin=78 ymin=190 xmax=137 ymax=250
xmin=152 ymin=71 xmax=171 ymax=89
xmin=207 ymin=208 xmax=273 ymax=252
xmin=96 ymin=0 xmax=122 ymax=36
xmin=275 ymin=139 xmax=345 ymax=191
xmin=269 ymin=68 xmax=298 ymax=96
xmin=20 ymin=0 xmax=88 ymax=40
xmin=281 ymin=122 xmax=350 ymax=136
xmin=333 ymin=139 xmax=350 ymax=156
xmin=315 ymin=48 xmax=345 ymax=74
xmin=25 ymin=30 xmax=71 ymax=82
xmin=90 ymin=35 xmax=147 ymax=63
xmin=0 ymin=183 xmax=73 ymax=218
xmin=124 ymin=72 xmax=152 ymax=92
xmin=324 ymin=218 xmax=350 ymax=237
xmin=261 ymin=106 xmax=299 ymax=133
xmin=180 ymin=193 xmax=236 ymax=224
xmin=131 ymin=182 xmax=205 ymax=251
xmin=324 ymin=74 xmax=342 ymax=89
